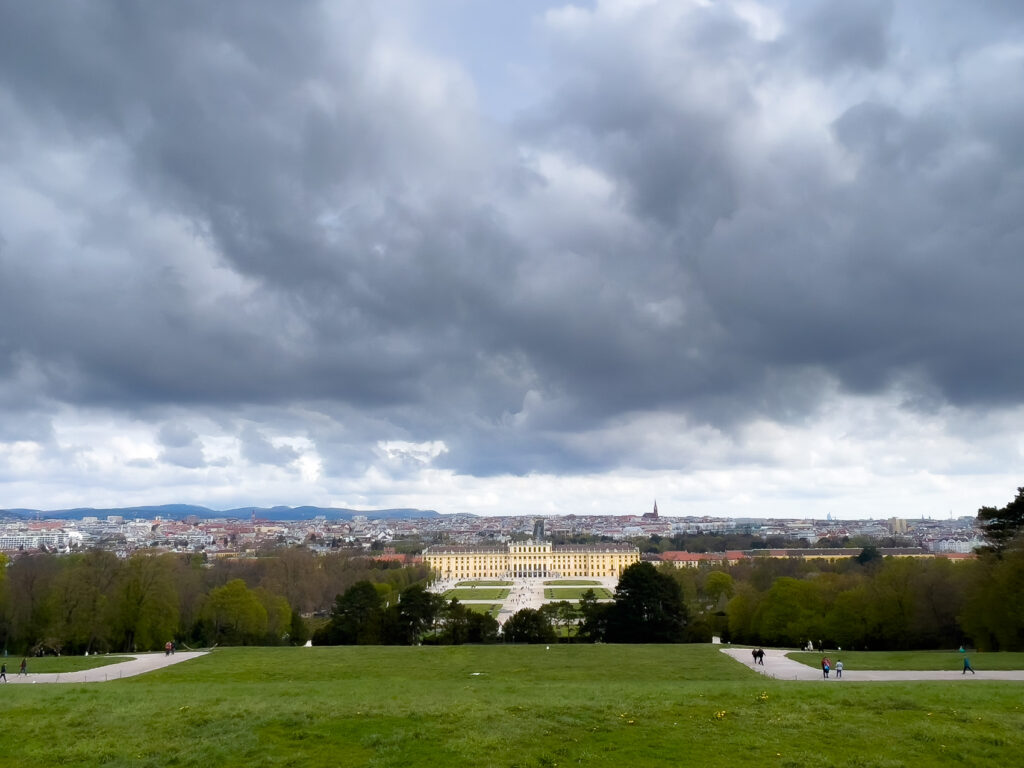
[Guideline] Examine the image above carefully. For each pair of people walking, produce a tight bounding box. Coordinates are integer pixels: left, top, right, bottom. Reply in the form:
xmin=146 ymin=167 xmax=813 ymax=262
xmin=821 ymin=657 xmax=843 ymax=678
xmin=0 ymin=659 xmax=27 ymax=681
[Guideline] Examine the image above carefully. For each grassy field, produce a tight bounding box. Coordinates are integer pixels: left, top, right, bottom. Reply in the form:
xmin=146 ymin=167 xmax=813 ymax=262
xmin=443 ymin=588 xmax=511 ymax=601
xmin=465 ymin=603 xmax=502 ymax=617
xmin=456 ymin=580 xmax=513 ymax=587
xmin=544 ymin=579 xmax=602 ymax=586
xmin=1 ymin=645 xmax=1022 ymax=767
xmin=2 ymin=655 xmax=129 ymax=674
xmin=787 ymin=650 xmax=1024 ymax=671
xmin=544 ymin=586 xmax=614 ymax=600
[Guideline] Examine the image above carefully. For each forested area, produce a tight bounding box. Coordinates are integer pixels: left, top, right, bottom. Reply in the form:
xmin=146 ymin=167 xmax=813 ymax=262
xmin=2 ymin=547 xmax=1022 ymax=652
xmin=0 ymin=548 xmax=428 ymax=655
xmin=671 ymin=547 xmax=1024 ymax=651
xmin=2 ymin=489 xmax=1023 ymax=653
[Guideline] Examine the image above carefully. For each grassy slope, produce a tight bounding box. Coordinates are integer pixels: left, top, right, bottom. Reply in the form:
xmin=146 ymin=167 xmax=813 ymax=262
xmin=0 ymin=645 xmax=1021 ymax=768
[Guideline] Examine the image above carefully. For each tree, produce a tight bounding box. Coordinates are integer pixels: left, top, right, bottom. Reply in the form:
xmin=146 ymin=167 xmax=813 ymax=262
xmin=577 ymin=589 xmax=609 ymax=643
xmin=704 ymin=571 xmax=734 ymax=607
xmin=605 ymin=562 xmax=688 ymax=643
xmin=5 ymin=554 xmax=61 ymax=653
xmin=390 ymin=584 xmax=443 ymax=645
xmin=314 ymin=581 xmax=385 ymax=645
xmin=502 ymin=608 xmax=556 ymax=644
xmin=752 ymin=577 xmax=823 ymax=647
xmin=437 ymin=599 xmax=470 ymax=645
xmin=110 ymin=554 xmax=180 ymax=652
xmin=202 ymin=579 xmax=269 ymax=645
xmin=978 ymin=487 xmax=1024 ymax=553
xmin=253 ymin=586 xmax=291 ymax=644
xmin=466 ymin=610 xmax=499 ymax=644
xmin=960 ymin=548 xmax=1024 ymax=651
xmin=725 ymin=583 xmax=761 ymax=644
xmin=857 ymin=545 xmax=882 ymax=567
xmin=45 ymin=550 xmax=121 ymax=654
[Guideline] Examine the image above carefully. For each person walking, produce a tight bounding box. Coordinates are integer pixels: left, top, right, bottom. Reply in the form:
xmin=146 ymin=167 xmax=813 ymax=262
xmin=19 ymin=658 xmax=27 ymax=676
xmin=835 ymin=659 xmax=843 ymax=678
xmin=960 ymin=646 xmax=976 ymax=675
xmin=1 ymin=663 xmax=7 ymax=682
xmin=821 ymin=656 xmax=831 ymax=679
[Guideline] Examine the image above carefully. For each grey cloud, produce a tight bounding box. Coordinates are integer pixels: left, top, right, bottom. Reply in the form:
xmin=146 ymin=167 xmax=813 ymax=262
xmin=239 ymin=425 xmax=300 ymax=467
xmin=792 ymin=0 xmax=893 ymax=73
xmin=0 ymin=0 xmax=1022 ymax=483
xmin=157 ymin=423 xmax=206 ymax=469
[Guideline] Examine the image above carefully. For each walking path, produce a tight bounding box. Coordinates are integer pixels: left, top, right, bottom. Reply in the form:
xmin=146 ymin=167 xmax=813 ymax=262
xmin=2 ymin=651 xmax=207 ymax=684
xmin=721 ymin=647 xmax=1024 ymax=681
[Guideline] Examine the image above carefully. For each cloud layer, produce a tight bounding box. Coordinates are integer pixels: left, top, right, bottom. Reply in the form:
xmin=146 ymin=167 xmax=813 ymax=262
xmin=1 ymin=0 xmax=1021 ymax=516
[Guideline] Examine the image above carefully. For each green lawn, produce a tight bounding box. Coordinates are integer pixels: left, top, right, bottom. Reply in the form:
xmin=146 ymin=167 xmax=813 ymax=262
xmin=544 ymin=587 xmax=614 ymax=600
xmin=443 ymin=588 xmax=510 ymax=601
xmin=543 ymin=579 xmax=602 ymax=586
xmin=0 ymin=645 xmax=1022 ymax=767
xmin=787 ymin=650 xmax=1024 ymax=671
xmin=3 ymin=655 xmax=129 ymax=674
xmin=465 ymin=603 xmax=502 ymax=617
xmin=456 ymin=580 xmax=513 ymax=587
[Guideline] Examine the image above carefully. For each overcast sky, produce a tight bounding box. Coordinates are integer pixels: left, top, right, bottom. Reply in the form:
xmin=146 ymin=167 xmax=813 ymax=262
xmin=1 ymin=0 xmax=1022 ymax=518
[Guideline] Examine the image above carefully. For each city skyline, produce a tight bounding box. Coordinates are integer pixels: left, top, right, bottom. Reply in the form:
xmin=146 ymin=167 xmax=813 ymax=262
xmin=1 ymin=2 xmax=1022 ymax=519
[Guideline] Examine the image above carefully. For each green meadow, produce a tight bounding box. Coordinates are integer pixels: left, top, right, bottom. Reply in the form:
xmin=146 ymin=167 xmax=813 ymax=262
xmin=1 ymin=645 xmax=1022 ymax=768
xmin=544 ymin=579 xmax=602 ymax=586
xmin=456 ymin=581 xmax=513 ymax=587
xmin=443 ymin=587 xmax=510 ymax=601
xmin=465 ymin=603 xmax=503 ymax=617
xmin=544 ymin=586 xmax=614 ymax=600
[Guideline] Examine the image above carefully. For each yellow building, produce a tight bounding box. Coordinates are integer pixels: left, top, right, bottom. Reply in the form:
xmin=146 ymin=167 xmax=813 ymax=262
xmin=423 ymin=542 xmax=639 ymax=580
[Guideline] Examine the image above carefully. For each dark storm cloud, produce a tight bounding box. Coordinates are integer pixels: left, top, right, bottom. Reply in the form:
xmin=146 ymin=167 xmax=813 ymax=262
xmin=1 ymin=0 xmax=1022 ymax=481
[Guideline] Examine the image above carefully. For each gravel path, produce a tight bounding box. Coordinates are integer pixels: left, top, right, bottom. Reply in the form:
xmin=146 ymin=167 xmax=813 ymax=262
xmin=1 ymin=651 xmax=208 ymax=684
xmin=721 ymin=647 xmax=1024 ymax=681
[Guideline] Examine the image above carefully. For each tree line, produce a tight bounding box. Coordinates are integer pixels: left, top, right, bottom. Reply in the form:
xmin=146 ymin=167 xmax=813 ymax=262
xmin=668 ymin=488 xmax=1024 ymax=651
xmin=2 ymin=487 xmax=1021 ymax=652
xmin=0 ymin=548 xmax=428 ymax=655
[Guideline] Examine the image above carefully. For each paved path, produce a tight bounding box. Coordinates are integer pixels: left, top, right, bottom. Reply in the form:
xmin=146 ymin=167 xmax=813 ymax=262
xmin=1 ymin=651 xmax=208 ymax=684
xmin=721 ymin=647 xmax=1024 ymax=681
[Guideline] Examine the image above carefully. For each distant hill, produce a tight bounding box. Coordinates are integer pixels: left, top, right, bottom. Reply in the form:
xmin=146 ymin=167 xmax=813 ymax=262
xmin=0 ymin=505 xmax=445 ymax=522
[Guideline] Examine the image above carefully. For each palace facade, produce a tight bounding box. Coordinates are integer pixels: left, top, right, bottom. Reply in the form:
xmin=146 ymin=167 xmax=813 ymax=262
xmin=423 ymin=541 xmax=639 ymax=580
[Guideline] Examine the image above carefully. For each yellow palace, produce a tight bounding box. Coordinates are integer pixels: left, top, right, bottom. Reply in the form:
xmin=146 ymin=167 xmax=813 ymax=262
xmin=423 ymin=541 xmax=639 ymax=580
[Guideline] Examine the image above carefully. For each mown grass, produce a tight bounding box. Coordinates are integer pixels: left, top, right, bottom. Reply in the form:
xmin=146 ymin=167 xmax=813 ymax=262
xmin=2 ymin=655 xmax=129 ymax=673
xmin=544 ymin=586 xmax=614 ymax=600
xmin=543 ymin=579 xmax=602 ymax=586
xmin=444 ymin=588 xmax=511 ymax=601
xmin=456 ymin=580 xmax=513 ymax=587
xmin=787 ymin=650 xmax=1024 ymax=671
xmin=0 ymin=645 xmax=1022 ymax=768
xmin=465 ymin=603 xmax=502 ymax=617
